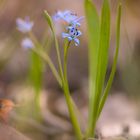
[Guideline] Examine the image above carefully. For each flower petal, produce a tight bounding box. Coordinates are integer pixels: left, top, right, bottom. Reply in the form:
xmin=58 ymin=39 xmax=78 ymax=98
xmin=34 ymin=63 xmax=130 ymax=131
xmin=74 ymin=38 xmax=80 ymax=46
xmin=71 ymin=16 xmax=84 ymax=27
xmin=74 ymin=16 xmax=84 ymax=23
xmin=76 ymin=30 xmax=82 ymax=37
xmin=53 ymin=10 xmax=81 ymax=25
xmin=67 ymin=36 xmax=73 ymax=41
xmin=53 ymin=10 xmax=71 ymax=21
xmin=16 ymin=17 xmax=33 ymax=33
xmin=62 ymin=32 xmax=70 ymax=38
xmin=21 ymin=38 xmax=34 ymax=49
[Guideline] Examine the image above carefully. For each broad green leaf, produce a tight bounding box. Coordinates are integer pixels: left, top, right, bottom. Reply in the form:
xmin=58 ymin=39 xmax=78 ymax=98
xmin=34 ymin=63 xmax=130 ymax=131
xmin=97 ymin=3 xmax=122 ymax=118
xmin=85 ymin=0 xmax=111 ymax=137
xmin=95 ymin=0 xmax=110 ymax=113
xmin=85 ymin=0 xmax=100 ymax=136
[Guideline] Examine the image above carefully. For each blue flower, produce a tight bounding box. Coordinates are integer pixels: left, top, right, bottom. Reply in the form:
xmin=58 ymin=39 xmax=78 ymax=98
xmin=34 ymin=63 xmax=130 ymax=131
xmin=21 ymin=38 xmax=34 ymax=49
xmin=53 ymin=10 xmax=83 ymax=46
xmin=53 ymin=10 xmax=84 ymax=27
xmin=62 ymin=26 xmax=82 ymax=46
xmin=16 ymin=17 xmax=34 ymax=33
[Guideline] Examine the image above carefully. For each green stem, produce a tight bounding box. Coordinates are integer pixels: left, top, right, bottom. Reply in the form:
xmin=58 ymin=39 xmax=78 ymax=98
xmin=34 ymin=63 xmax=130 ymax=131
xmin=62 ymin=40 xmax=83 ymax=140
xmin=52 ymin=25 xmax=64 ymax=82
xmin=43 ymin=11 xmax=64 ymax=82
xmin=31 ymin=48 xmax=62 ymax=86
xmin=29 ymin=32 xmax=62 ymax=86
xmin=29 ymin=32 xmax=63 ymax=87
xmin=34 ymin=90 xmax=42 ymax=121
xmin=63 ymin=41 xmax=70 ymax=82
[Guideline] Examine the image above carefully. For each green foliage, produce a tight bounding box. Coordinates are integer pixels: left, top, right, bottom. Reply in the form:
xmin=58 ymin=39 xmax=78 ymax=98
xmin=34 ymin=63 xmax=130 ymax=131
xmin=44 ymin=11 xmax=64 ymax=84
xmin=85 ymin=0 xmax=121 ymax=137
xmin=28 ymin=50 xmax=43 ymax=121
xmin=29 ymin=52 xmax=43 ymax=94
xmin=98 ymin=3 xmax=122 ymax=118
xmin=20 ymin=1 xmax=122 ymax=139
xmin=44 ymin=11 xmax=83 ymax=140
xmin=85 ymin=0 xmax=100 ymax=137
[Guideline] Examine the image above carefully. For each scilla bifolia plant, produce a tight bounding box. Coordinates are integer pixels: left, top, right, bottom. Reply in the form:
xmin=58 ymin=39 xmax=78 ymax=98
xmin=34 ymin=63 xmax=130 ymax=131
xmin=16 ymin=0 xmax=122 ymax=139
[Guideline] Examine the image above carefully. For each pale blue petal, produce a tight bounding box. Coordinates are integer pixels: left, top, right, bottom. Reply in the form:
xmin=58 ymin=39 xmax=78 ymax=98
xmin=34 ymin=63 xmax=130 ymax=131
xmin=75 ymin=16 xmax=84 ymax=23
xmin=62 ymin=33 xmax=73 ymax=41
xmin=67 ymin=36 xmax=73 ymax=41
xmin=21 ymin=38 xmax=34 ymax=49
xmin=58 ymin=10 xmax=71 ymax=18
xmin=53 ymin=10 xmax=79 ymax=24
xmin=16 ymin=17 xmax=33 ymax=33
xmin=62 ymin=11 xmax=77 ymax=23
xmin=53 ymin=10 xmax=72 ymax=22
xmin=62 ymin=32 xmax=70 ymax=38
xmin=53 ymin=11 xmax=64 ymax=21
xmin=74 ymin=38 xmax=80 ymax=46
xmin=64 ymin=15 xmax=77 ymax=23
xmin=70 ymin=16 xmax=84 ymax=27
xmin=76 ymin=30 xmax=82 ymax=37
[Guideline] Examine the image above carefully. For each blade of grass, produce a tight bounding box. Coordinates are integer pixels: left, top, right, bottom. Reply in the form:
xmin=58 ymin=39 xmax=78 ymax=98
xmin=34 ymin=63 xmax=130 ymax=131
xmin=97 ymin=3 xmax=122 ymax=118
xmin=84 ymin=0 xmax=100 ymax=137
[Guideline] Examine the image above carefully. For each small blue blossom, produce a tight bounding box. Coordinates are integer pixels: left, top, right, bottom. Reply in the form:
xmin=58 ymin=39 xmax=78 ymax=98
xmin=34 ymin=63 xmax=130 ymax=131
xmin=16 ymin=17 xmax=34 ymax=33
xmin=53 ymin=10 xmax=83 ymax=46
xmin=21 ymin=38 xmax=34 ymax=49
xmin=62 ymin=26 xmax=82 ymax=46
xmin=53 ymin=10 xmax=84 ymax=27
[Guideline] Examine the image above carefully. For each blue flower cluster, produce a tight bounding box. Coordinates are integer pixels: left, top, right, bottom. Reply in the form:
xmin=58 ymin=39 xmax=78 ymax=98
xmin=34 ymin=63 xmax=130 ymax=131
xmin=16 ymin=11 xmax=83 ymax=48
xmin=53 ymin=10 xmax=84 ymax=46
xmin=16 ymin=17 xmax=34 ymax=49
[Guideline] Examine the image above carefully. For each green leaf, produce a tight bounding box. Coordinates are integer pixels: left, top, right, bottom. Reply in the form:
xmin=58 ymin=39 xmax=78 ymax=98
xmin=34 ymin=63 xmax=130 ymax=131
xmin=85 ymin=0 xmax=111 ymax=137
xmin=85 ymin=0 xmax=100 ymax=137
xmin=43 ymin=11 xmax=54 ymax=31
xmin=29 ymin=51 xmax=43 ymax=94
xmin=28 ymin=50 xmax=43 ymax=121
xmin=97 ymin=3 xmax=122 ymax=118
xmin=44 ymin=10 xmax=64 ymax=83
xmin=85 ymin=0 xmax=100 ymax=95
xmin=95 ymin=0 xmax=110 ymax=106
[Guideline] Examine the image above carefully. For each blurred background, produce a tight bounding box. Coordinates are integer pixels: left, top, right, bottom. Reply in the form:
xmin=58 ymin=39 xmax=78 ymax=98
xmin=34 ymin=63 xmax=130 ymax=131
xmin=0 ymin=0 xmax=140 ymax=140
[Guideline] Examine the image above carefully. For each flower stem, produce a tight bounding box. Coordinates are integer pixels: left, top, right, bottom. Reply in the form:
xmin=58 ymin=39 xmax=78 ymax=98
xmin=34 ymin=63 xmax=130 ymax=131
xmin=31 ymin=47 xmax=62 ymax=86
xmin=63 ymin=41 xmax=70 ymax=83
xmin=44 ymin=11 xmax=64 ymax=83
xmin=62 ymin=40 xmax=83 ymax=140
xmin=50 ymin=21 xmax=64 ymax=83
xmin=29 ymin=32 xmax=62 ymax=86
